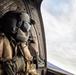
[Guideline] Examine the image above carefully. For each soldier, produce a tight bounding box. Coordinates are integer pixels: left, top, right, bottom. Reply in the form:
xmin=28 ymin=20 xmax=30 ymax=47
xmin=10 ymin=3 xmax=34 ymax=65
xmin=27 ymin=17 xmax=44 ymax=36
xmin=0 ymin=11 xmax=37 ymax=75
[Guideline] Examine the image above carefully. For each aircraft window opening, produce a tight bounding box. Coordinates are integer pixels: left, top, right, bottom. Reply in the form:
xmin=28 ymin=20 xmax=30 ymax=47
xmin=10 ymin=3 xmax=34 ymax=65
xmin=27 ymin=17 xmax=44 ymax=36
xmin=41 ymin=0 xmax=76 ymax=75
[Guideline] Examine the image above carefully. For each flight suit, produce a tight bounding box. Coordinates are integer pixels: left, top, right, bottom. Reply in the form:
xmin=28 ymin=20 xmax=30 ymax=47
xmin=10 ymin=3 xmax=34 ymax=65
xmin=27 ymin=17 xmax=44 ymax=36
xmin=0 ymin=33 xmax=12 ymax=75
xmin=0 ymin=11 xmax=39 ymax=75
xmin=0 ymin=33 xmax=12 ymax=62
xmin=0 ymin=33 xmax=33 ymax=75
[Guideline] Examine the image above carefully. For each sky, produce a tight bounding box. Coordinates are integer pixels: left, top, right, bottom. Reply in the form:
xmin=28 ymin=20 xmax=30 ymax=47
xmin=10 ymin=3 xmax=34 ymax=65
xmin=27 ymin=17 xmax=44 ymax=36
xmin=41 ymin=0 xmax=76 ymax=74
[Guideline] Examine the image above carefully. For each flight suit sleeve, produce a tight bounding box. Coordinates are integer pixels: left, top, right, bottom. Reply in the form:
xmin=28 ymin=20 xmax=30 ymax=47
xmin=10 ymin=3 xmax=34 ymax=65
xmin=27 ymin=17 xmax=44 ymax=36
xmin=2 ymin=36 xmax=12 ymax=62
xmin=21 ymin=42 xmax=33 ymax=61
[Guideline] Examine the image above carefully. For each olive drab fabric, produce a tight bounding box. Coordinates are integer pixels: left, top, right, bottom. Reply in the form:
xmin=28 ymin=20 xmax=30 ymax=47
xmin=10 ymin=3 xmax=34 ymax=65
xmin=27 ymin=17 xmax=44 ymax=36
xmin=0 ymin=33 xmax=33 ymax=75
xmin=2 ymin=56 xmax=25 ymax=75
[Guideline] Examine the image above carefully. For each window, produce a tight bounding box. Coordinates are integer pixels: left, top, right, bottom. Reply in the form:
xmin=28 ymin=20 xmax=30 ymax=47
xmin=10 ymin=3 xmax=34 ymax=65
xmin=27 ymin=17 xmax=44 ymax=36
xmin=41 ymin=0 xmax=76 ymax=74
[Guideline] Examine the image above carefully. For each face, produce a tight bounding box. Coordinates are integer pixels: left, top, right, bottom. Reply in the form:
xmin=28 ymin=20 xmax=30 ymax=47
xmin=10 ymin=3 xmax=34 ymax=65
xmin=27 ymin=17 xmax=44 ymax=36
xmin=3 ymin=17 xmax=18 ymax=34
xmin=2 ymin=11 xmax=31 ymax=38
